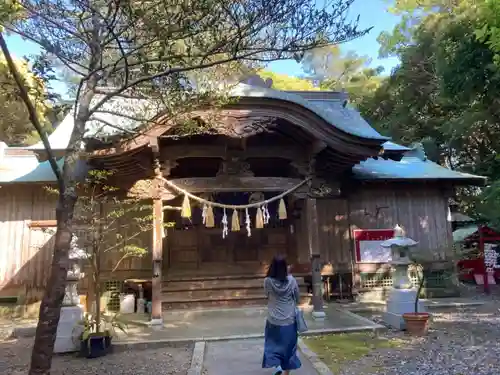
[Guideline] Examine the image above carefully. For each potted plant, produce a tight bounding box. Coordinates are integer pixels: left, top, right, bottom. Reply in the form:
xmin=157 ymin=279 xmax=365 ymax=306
xmin=402 ymin=263 xmax=430 ymax=335
xmin=77 ymin=312 xmax=127 ymax=358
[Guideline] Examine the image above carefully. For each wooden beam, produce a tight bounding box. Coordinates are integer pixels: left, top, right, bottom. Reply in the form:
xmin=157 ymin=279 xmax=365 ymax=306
xmin=159 ymin=177 xmax=308 ymax=198
xmin=28 ymin=220 xmax=57 ymax=228
xmin=160 ymin=144 xmax=305 ymax=161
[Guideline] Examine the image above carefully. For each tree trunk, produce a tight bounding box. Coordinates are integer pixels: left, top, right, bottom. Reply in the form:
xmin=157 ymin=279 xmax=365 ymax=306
xmin=28 ymin=111 xmax=91 ymax=374
xmin=28 ymin=190 xmax=77 ymax=375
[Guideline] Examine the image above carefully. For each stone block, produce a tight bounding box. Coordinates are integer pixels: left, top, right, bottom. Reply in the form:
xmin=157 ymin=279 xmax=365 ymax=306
xmin=54 ymin=306 xmax=84 ymax=353
xmin=383 ymin=289 xmax=427 ymax=330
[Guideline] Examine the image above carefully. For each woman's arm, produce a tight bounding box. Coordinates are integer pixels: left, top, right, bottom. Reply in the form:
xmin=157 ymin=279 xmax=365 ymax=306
xmin=263 ymin=277 xmax=270 ymax=298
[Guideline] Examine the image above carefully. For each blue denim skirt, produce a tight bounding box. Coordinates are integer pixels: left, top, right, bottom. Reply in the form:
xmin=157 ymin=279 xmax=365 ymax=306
xmin=262 ymin=320 xmax=302 ymax=371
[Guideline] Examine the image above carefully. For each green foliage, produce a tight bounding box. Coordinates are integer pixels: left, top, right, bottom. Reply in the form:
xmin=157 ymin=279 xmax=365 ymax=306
xmin=258 ymin=70 xmax=317 ymax=91
xmin=358 ymin=0 xmax=500 ymax=225
xmin=301 ymin=45 xmax=386 ymax=106
xmin=0 ymin=53 xmax=53 ymax=145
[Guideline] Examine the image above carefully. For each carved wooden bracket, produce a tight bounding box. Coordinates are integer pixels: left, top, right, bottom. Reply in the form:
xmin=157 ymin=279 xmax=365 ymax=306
xmin=216 ymin=156 xmax=254 ymax=177
xmin=363 ymin=205 xmax=389 ymax=220
xmin=161 ymin=160 xmax=178 ymax=177
xmin=308 ymin=178 xmax=341 ymax=198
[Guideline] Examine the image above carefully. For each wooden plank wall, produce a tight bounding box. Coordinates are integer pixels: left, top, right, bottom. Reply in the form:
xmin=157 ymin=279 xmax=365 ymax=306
xmin=316 ymin=198 xmax=352 ymax=273
xmin=315 ymin=184 xmax=453 ymax=274
xmin=0 ymin=185 xmax=153 ymax=299
xmin=0 ymin=185 xmax=57 ymax=298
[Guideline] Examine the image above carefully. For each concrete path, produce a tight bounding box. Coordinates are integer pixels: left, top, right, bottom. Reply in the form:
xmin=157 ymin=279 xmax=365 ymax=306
xmin=202 ymin=338 xmax=320 ymax=375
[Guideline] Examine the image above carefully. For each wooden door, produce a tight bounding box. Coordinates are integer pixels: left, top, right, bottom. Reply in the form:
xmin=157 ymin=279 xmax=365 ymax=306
xmin=167 ymin=226 xmax=294 ymax=276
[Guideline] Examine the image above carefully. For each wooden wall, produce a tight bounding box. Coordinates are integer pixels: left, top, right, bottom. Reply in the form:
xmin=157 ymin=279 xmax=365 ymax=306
xmin=315 ymin=183 xmax=453 ymax=274
xmin=0 ymin=181 xmax=454 ymax=299
xmin=0 ymin=185 xmax=57 ymax=299
xmin=0 ymin=185 xmax=153 ymax=301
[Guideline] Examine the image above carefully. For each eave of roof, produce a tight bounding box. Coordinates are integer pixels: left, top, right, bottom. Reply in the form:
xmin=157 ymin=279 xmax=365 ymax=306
xmin=352 ymin=156 xmax=486 ymax=185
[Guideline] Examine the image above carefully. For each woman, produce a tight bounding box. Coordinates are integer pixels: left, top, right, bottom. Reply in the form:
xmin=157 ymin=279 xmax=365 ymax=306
xmin=262 ymin=256 xmax=301 ymax=375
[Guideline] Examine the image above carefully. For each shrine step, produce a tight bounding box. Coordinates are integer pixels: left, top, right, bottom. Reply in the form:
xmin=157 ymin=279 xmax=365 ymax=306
xmin=161 ymin=274 xmax=309 ymax=310
xmin=161 ymin=293 xmax=311 ymax=310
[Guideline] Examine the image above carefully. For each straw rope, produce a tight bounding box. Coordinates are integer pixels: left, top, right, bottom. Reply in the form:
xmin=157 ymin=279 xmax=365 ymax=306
xmin=159 ymin=176 xmax=311 ymax=209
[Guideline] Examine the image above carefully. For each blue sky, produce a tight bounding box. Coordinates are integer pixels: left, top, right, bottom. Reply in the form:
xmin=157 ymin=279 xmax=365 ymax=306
xmin=5 ymin=0 xmax=400 ymax=96
xmin=268 ymin=0 xmax=401 ymax=76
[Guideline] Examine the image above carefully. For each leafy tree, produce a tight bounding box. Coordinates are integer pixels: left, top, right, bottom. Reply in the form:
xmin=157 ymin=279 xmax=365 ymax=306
xmin=258 ymin=69 xmax=317 ymax=90
xmin=0 ymin=0 xmax=369 ymax=373
xmin=0 ymin=54 xmax=53 ymax=145
xmin=70 ymin=170 xmax=152 ymax=335
xmin=359 ymin=0 xmax=500 ymax=224
xmin=301 ymin=45 xmax=385 ymax=106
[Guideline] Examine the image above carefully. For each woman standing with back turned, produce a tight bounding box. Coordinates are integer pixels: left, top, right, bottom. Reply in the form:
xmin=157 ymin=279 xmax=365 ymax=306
xmin=262 ymin=255 xmax=301 ymax=375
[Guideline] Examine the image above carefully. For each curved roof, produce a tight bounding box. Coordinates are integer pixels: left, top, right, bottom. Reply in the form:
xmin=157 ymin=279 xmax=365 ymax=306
xmin=29 ymin=83 xmax=388 ymax=152
xmin=231 ymin=84 xmax=388 ymax=140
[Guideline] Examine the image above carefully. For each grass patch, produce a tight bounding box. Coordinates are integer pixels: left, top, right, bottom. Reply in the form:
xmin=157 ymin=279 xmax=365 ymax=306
xmin=303 ymin=332 xmax=403 ymax=373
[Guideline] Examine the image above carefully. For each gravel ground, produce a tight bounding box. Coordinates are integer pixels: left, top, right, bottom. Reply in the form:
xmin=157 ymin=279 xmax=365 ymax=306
xmin=340 ymin=299 xmax=500 ymax=375
xmin=0 ymin=338 xmax=193 ymax=375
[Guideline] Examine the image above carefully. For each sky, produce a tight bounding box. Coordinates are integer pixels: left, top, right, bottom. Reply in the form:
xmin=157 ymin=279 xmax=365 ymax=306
xmin=267 ymin=0 xmax=401 ymax=76
xmin=5 ymin=0 xmax=401 ymax=96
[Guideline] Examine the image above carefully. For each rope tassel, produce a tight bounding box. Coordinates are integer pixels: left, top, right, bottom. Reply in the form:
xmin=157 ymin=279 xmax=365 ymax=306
xmin=222 ymin=208 xmax=228 ymax=238
xmin=205 ymin=205 xmax=215 ymax=228
xmin=255 ymin=207 xmax=264 ymax=229
xmin=181 ymin=194 xmax=191 ymax=218
xmin=278 ymin=198 xmax=287 ymax=220
xmin=231 ymin=209 xmax=240 ymax=231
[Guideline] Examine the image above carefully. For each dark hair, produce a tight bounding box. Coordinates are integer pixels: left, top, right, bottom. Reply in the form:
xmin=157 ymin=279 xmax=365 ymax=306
xmin=266 ymin=255 xmax=288 ymax=282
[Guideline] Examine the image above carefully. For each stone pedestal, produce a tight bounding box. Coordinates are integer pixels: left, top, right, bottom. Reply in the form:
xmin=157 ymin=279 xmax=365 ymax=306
xmin=54 ymin=235 xmax=86 ymax=353
xmin=54 ymin=305 xmax=84 ymax=353
xmin=383 ymin=289 xmax=427 ymax=330
xmin=311 ymin=254 xmax=325 ymax=320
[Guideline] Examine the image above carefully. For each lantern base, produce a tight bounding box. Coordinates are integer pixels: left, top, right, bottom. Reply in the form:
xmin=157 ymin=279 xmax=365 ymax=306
xmin=54 ymin=305 xmax=84 ymax=353
xmin=383 ymin=289 xmax=427 ymax=330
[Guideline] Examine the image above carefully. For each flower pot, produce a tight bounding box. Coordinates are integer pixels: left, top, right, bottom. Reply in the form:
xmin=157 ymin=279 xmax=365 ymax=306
xmin=402 ymin=312 xmax=430 ymax=335
xmin=80 ymin=334 xmax=113 ymax=358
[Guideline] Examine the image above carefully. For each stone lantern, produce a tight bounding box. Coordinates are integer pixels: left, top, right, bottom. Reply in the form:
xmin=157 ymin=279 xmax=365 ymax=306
xmin=381 ymin=225 xmax=425 ymax=330
xmin=54 ymin=234 xmax=86 ymax=353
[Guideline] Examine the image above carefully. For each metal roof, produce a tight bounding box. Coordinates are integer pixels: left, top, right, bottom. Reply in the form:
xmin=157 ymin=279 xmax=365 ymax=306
xmin=453 ymin=225 xmax=479 ymax=243
xmin=380 ymin=141 xmax=412 ymax=152
xmin=449 ymin=212 xmax=475 ymax=223
xmin=0 ymin=155 xmax=62 ymax=182
xmin=28 ymin=83 xmax=389 ymax=152
xmin=352 ymin=156 xmax=486 ymax=183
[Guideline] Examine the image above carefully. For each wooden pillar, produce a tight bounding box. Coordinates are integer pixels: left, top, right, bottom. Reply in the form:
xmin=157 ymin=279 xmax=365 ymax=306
xmin=151 ymin=197 xmax=163 ymax=324
xmin=305 ymin=197 xmax=325 ymax=319
xmin=150 ymin=136 xmax=164 ymax=325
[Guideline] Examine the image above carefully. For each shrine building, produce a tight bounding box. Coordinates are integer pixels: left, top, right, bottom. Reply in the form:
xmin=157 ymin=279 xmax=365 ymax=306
xmin=0 ymin=76 xmax=485 ymax=320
